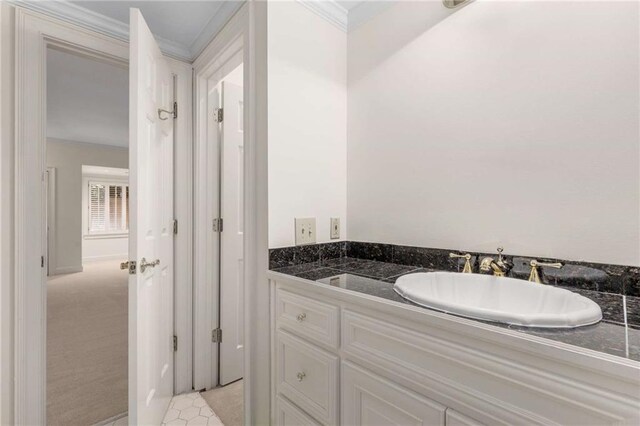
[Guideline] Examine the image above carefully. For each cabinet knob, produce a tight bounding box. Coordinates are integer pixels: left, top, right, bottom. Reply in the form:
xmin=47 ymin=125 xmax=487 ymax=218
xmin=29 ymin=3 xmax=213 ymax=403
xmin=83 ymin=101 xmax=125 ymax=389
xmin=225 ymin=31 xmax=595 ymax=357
xmin=296 ymin=372 xmax=306 ymax=382
xmin=296 ymin=313 xmax=307 ymax=322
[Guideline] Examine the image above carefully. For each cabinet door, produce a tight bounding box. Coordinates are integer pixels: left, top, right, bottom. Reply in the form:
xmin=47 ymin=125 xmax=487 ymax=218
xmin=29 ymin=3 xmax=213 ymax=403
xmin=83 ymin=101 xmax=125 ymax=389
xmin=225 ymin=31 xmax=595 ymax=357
xmin=446 ymin=409 xmax=485 ymax=426
xmin=276 ymin=396 xmax=321 ymax=426
xmin=342 ymin=361 xmax=446 ymax=426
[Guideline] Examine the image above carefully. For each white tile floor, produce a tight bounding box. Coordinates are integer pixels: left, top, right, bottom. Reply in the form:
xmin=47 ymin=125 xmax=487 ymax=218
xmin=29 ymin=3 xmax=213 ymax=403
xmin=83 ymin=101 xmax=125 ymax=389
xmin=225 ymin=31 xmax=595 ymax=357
xmin=103 ymin=392 xmax=224 ymax=426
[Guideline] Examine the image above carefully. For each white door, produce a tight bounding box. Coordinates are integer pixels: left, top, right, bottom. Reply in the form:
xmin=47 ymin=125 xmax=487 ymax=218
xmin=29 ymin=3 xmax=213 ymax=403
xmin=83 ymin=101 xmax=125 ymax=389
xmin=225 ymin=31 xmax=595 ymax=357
xmin=219 ymin=81 xmax=244 ymax=385
xmin=129 ymin=8 xmax=175 ymax=425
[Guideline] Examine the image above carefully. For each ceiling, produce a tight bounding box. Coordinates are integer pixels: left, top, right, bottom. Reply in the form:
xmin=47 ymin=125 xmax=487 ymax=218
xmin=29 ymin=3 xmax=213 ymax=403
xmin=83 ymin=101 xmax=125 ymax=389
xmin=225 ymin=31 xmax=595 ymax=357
xmin=15 ymin=0 xmax=244 ymax=61
xmin=39 ymin=0 xmax=389 ymax=147
xmin=14 ymin=1 xmax=395 ymax=58
xmin=71 ymin=1 xmax=227 ymax=47
xmin=298 ymin=0 xmax=396 ymax=32
xmin=47 ymin=48 xmax=129 ymax=148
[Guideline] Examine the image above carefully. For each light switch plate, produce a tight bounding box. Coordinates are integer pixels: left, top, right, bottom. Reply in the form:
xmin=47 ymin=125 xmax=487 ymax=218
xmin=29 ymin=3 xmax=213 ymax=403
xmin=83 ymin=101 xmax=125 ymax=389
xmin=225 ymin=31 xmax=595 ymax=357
xmin=330 ymin=217 xmax=340 ymax=239
xmin=295 ymin=218 xmax=316 ymax=245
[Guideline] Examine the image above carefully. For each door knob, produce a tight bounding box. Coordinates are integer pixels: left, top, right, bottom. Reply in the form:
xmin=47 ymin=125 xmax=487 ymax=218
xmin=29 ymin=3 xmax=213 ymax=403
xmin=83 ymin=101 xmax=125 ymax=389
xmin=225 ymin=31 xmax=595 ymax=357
xmin=140 ymin=257 xmax=160 ymax=273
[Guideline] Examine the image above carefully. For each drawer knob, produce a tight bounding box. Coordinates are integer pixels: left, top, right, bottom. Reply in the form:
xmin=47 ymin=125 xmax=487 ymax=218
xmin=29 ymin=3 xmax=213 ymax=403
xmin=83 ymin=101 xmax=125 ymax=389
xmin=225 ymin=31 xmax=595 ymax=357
xmin=296 ymin=372 xmax=306 ymax=382
xmin=296 ymin=313 xmax=307 ymax=322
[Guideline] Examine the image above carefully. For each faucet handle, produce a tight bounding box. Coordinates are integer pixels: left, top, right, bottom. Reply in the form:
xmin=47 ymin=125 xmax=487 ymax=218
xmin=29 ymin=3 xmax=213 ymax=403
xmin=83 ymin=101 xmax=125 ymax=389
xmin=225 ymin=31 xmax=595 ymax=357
xmin=528 ymin=259 xmax=563 ymax=283
xmin=449 ymin=253 xmax=473 ymax=273
xmin=530 ymin=259 xmax=563 ymax=269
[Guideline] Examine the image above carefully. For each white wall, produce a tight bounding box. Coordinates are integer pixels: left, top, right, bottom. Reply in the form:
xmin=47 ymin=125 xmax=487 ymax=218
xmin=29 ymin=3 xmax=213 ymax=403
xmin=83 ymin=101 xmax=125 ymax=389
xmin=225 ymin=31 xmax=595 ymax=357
xmin=347 ymin=0 xmax=640 ymax=266
xmin=46 ymin=138 xmax=128 ymax=273
xmin=268 ymin=0 xmax=347 ymax=248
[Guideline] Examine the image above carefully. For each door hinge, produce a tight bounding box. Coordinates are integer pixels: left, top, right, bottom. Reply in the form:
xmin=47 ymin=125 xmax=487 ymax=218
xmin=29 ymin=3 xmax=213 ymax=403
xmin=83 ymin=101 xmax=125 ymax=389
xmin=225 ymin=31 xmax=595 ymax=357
xmin=41 ymin=256 xmax=44 ymax=268
xmin=214 ymin=108 xmax=223 ymax=123
xmin=128 ymin=261 xmax=137 ymax=275
xmin=173 ymin=219 xmax=178 ymax=235
xmin=212 ymin=328 xmax=222 ymax=343
xmin=173 ymin=335 xmax=178 ymax=352
xmin=173 ymin=101 xmax=178 ymax=119
xmin=212 ymin=218 xmax=223 ymax=233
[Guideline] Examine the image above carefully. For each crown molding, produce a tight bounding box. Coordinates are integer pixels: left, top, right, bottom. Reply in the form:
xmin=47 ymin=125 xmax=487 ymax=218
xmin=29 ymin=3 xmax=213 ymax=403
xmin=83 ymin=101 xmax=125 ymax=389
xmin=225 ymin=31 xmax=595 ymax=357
xmin=190 ymin=0 xmax=244 ymax=60
xmin=295 ymin=0 xmax=397 ymax=33
xmin=347 ymin=1 xmax=396 ymax=32
xmin=7 ymin=0 xmax=193 ymax=62
xmin=296 ymin=0 xmax=348 ymax=32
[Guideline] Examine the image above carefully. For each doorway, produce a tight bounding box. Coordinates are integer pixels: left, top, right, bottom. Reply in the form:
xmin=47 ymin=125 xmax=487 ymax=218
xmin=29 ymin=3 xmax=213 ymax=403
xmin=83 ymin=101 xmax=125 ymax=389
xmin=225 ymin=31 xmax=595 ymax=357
xmin=10 ymin=3 xmax=262 ymax=424
xmin=45 ymin=46 xmax=130 ymax=425
xmin=199 ymin=63 xmax=246 ymax=425
xmin=193 ymin=27 xmax=248 ymax=425
xmin=218 ymin=63 xmax=245 ymax=387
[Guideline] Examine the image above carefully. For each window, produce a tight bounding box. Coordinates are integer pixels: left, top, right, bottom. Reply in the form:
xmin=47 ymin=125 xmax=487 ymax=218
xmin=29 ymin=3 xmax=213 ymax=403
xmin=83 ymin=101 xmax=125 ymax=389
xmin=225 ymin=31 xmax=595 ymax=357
xmin=88 ymin=182 xmax=129 ymax=235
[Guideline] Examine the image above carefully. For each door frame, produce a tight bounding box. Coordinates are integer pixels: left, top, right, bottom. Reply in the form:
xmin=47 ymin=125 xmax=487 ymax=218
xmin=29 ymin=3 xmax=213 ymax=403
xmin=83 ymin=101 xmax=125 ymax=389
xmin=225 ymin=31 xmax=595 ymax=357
xmin=191 ymin=10 xmax=271 ymax=424
xmin=11 ymin=7 xmax=193 ymax=424
xmin=193 ymin=7 xmax=245 ymax=391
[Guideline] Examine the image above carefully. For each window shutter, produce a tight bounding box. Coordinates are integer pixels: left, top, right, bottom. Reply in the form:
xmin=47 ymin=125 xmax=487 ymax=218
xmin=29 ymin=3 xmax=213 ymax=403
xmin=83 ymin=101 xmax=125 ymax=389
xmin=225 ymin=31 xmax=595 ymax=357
xmin=88 ymin=182 xmax=129 ymax=234
xmin=89 ymin=184 xmax=106 ymax=232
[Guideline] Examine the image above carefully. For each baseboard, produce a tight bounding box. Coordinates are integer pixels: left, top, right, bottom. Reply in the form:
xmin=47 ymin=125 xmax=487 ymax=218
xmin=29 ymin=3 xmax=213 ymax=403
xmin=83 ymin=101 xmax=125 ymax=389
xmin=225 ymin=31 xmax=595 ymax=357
xmin=52 ymin=265 xmax=83 ymax=275
xmin=83 ymin=253 xmax=128 ymax=262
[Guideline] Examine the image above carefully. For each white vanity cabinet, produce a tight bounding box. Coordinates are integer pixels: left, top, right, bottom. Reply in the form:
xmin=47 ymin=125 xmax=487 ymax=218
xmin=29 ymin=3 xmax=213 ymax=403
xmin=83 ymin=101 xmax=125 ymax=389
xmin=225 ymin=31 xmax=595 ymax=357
xmin=270 ymin=274 xmax=640 ymax=426
xmin=342 ymin=361 xmax=447 ymax=425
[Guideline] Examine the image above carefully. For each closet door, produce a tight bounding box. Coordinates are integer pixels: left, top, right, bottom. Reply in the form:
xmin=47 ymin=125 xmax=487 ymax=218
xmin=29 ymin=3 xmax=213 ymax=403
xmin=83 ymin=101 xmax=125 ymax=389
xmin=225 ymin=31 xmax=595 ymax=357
xmin=219 ymin=80 xmax=245 ymax=385
xmin=342 ymin=362 xmax=446 ymax=426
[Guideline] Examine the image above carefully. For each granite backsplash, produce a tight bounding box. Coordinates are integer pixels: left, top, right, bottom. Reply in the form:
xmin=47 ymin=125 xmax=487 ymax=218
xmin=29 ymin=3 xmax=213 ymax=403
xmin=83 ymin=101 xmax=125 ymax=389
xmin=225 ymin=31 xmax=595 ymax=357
xmin=269 ymin=241 xmax=640 ymax=297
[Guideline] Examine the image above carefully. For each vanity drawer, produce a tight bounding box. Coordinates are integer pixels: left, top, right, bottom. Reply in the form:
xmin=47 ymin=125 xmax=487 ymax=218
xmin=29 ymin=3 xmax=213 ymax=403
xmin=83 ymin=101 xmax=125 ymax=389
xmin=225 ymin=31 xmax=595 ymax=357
xmin=276 ymin=288 xmax=339 ymax=349
xmin=275 ymin=396 xmax=321 ymax=426
xmin=276 ymin=330 xmax=339 ymax=425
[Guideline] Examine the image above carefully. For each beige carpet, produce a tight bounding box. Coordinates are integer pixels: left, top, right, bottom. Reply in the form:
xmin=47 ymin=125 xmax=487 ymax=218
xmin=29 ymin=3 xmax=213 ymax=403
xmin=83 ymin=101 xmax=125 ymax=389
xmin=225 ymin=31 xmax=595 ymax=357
xmin=47 ymin=260 xmax=128 ymax=426
xmin=201 ymin=380 xmax=244 ymax=426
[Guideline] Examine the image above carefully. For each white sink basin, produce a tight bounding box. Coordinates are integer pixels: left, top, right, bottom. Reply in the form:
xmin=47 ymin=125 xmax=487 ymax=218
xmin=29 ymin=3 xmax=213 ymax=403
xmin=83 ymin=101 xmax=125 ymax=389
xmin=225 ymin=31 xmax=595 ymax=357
xmin=393 ymin=272 xmax=602 ymax=328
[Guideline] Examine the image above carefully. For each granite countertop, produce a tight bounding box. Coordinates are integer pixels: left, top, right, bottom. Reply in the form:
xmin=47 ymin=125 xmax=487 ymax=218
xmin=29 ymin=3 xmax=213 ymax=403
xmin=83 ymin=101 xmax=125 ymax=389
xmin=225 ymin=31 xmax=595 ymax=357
xmin=271 ymin=257 xmax=640 ymax=362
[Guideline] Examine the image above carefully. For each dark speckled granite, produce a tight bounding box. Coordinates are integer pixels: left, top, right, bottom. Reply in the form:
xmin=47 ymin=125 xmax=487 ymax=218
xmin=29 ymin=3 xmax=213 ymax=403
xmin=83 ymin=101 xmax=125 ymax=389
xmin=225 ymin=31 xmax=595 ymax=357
xmin=346 ymin=241 xmax=394 ymax=263
xmin=510 ymin=321 xmax=640 ymax=361
xmin=391 ymin=245 xmax=452 ymax=270
xmin=269 ymin=242 xmax=346 ymax=269
xmin=271 ymin=259 xmax=640 ymax=362
xmin=335 ymin=260 xmax=419 ymax=280
xmin=317 ymin=273 xmax=410 ymax=305
xmin=270 ymin=241 xmax=640 ymax=296
xmin=625 ymin=295 xmax=640 ymax=328
xmin=320 ymin=257 xmax=365 ymax=268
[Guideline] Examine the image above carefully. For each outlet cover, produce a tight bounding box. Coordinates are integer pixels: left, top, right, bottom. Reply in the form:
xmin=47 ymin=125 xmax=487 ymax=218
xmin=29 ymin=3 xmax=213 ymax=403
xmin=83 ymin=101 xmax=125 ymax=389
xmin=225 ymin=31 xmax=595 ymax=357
xmin=295 ymin=218 xmax=316 ymax=245
xmin=330 ymin=217 xmax=340 ymax=239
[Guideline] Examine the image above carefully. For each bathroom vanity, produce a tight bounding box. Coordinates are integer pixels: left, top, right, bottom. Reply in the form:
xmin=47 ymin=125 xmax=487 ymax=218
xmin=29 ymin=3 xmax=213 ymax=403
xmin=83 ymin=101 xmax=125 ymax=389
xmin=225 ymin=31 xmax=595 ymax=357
xmin=268 ymin=255 xmax=640 ymax=425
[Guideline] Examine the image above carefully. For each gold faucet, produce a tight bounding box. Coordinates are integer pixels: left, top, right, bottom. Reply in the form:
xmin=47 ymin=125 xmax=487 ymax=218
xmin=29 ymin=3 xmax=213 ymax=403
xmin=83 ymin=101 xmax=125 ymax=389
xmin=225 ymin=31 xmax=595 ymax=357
xmin=528 ymin=259 xmax=563 ymax=283
xmin=479 ymin=247 xmax=513 ymax=277
xmin=449 ymin=253 xmax=473 ymax=273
